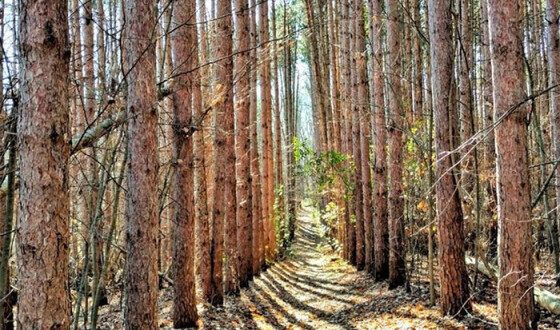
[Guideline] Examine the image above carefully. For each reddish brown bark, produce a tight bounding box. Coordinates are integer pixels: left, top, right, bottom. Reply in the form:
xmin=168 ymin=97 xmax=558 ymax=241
xmin=124 ymin=0 xmax=159 ymax=327
xmin=385 ymin=0 xmax=406 ymax=289
xmin=17 ymin=0 xmax=71 ymax=327
xmin=250 ymin=0 xmax=265 ymax=274
xmin=458 ymin=0 xmax=475 ymax=227
xmin=260 ymin=0 xmax=275 ymax=262
xmin=341 ymin=0 xmax=356 ymax=265
xmin=211 ymin=0 xmax=238 ymax=302
xmin=194 ymin=0 xmax=212 ymax=302
xmin=349 ymin=0 xmax=364 ymax=270
xmin=235 ymin=0 xmax=254 ymax=288
xmin=428 ymin=0 xmax=471 ymax=316
xmin=353 ymin=0 xmax=373 ymax=274
xmin=488 ymin=0 xmax=535 ymax=327
xmin=369 ymin=0 xmax=389 ymax=281
xmin=221 ymin=0 xmax=239 ymax=296
xmin=546 ymin=0 xmax=560 ymax=273
xmin=171 ymin=0 xmax=198 ymax=326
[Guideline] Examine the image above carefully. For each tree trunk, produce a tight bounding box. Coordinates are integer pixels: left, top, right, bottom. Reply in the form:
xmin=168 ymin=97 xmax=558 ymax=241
xmin=17 ymin=0 xmax=71 ymax=327
xmin=369 ymin=0 xmax=389 ymax=281
xmin=428 ymin=0 xmax=471 ymax=316
xmin=352 ymin=0 xmax=373 ymax=275
xmin=272 ymin=0 xmax=284 ymax=220
xmin=0 ymin=106 xmax=16 ymax=330
xmin=385 ymin=0 xmax=406 ymax=289
xmin=488 ymin=0 xmax=536 ymax=328
xmin=211 ymin=0 xmax=237 ymax=303
xmin=250 ymin=0 xmax=265 ymax=275
xmin=171 ymin=0 xmax=198 ymax=326
xmin=341 ymin=0 xmax=355 ymax=265
xmin=458 ymin=0 xmax=475 ymax=230
xmin=235 ymin=0 xmax=254 ymax=288
xmin=260 ymin=0 xmax=275 ymax=262
xmin=349 ymin=0 xmax=364 ymax=270
xmin=194 ymin=0 xmax=212 ymax=302
xmin=221 ymin=0 xmax=239 ymax=296
xmin=124 ymin=0 xmax=159 ymax=327
xmin=546 ymin=0 xmax=560 ymax=285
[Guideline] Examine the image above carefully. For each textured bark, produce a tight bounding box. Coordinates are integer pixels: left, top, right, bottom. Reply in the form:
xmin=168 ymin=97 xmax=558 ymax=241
xmin=221 ymin=0 xmax=239 ymax=296
xmin=341 ymin=0 xmax=355 ymax=265
xmin=260 ymin=0 xmax=275 ymax=261
xmin=361 ymin=117 xmax=374 ymax=274
xmin=83 ymin=0 xmax=94 ymax=124
xmin=211 ymin=0 xmax=237 ymax=303
xmin=428 ymin=0 xmax=471 ymax=316
xmin=283 ymin=2 xmax=297 ymax=246
xmin=304 ymin=0 xmax=329 ymax=153
xmin=171 ymin=0 xmax=198 ymax=326
xmin=0 ymin=2 xmax=13 ymax=328
xmin=235 ymin=0 xmax=254 ymax=288
xmin=353 ymin=0 xmax=373 ymax=274
xmin=546 ymin=0 xmax=560 ymax=276
xmin=349 ymin=0 xmax=366 ymax=271
xmin=17 ymin=0 xmax=71 ymax=327
xmin=194 ymin=0 xmax=212 ymax=302
xmin=250 ymin=0 xmax=264 ymax=274
xmin=339 ymin=0 xmax=349 ymax=261
xmin=124 ymin=0 xmax=159 ymax=328
xmin=83 ymin=0 xmax=98 ymax=233
xmin=412 ymin=0 xmax=423 ymax=122
xmin=385 ymin=0 xmax=406 ymax=288
xmin=272 ymin=0 xmax=283 ymax=195
xmin=458 ymin=0 xmax=474 ymax=230
xmin=488 ymin=0 xmax=536 ymax=328
xmin=328 ymin=0 xmax=342 ymax=153
xmin=480 ymin=0 xmax=496 ymax=233
xmin=370 ymin=0 xmax=389 ymax=281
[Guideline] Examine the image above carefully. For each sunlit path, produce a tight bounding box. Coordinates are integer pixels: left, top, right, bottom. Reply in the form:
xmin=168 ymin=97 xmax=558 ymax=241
xmin=187 ymin=202 xmax=492 ymax=330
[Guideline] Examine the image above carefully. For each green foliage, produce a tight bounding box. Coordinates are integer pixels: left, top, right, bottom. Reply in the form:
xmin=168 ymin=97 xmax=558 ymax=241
xmin=293 ymin=137 xmax=354 ymax=201
xmin=293 ymin=137 xmax=354 ymax=251
xmin=320 ymin=202 xmax=342 ymax=250
xmin=274 ymin=184 xmax=290 ymax=257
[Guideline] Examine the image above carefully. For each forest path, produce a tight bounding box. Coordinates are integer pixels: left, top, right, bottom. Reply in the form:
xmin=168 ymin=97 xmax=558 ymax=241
xmin=195 ymin=202 xmax=472 ymax=330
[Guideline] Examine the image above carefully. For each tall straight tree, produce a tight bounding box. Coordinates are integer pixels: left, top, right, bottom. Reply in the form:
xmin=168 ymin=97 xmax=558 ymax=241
xmin=17 ymin=0 xmax=71 ymax=327
xmin=124 ymin=0 xmax=159 ymax=327
xmin=194 ymin=0 xmax=212 ymax=302
xmin=171 ymin=0 xmax=198 ymax=326
xmin=249 ymin=0 xmax=265 ymax=274
xmin=458 ymin=0 xmax=474 ymax=220
xmin=487 ymin=0 xmax=535 ymax=328
xmin=342 ymin=0 xmax=356 ymax=265
xmin=546 ymin=0 xmax=560 ymax=279
xmin=272 ymin=0 xmax=284 ymax=201
xmin=235 ymin=0 xmax=254 ymax=288
xmin=222 ymin=0 xmax=239 ymax=296
xmin=260 ymin=0 xmax=275 ymax=261
xmin=212 ymin=0 xmax=238 ymax=301
xmin=385 ymin=0 xmax=406 ymax=288
xmin=350 ymin=0 xmax=365 ymax=270
xmin=354 ymin=0 xmax=373 ymax=274
xmin=428 ymin=0 xmax=470 ymax=316
xmin=369 ymin=0 xmax=389 ymax=281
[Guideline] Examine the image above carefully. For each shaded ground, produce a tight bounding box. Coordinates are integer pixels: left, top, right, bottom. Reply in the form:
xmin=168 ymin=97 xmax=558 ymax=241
xmin=98 ymin=204 xmax=559 ymax=329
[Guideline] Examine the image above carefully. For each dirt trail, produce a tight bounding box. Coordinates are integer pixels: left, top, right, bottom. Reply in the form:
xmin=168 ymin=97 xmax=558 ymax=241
xmin=194 ymin=204 xmax=476 ymax=330
xmin=98 ymin=203 xmax=499 ymax=329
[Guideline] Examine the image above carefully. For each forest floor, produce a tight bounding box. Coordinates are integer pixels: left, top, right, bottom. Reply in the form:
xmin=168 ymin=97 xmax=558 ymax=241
xmin=97 ymin=203 xmax=559 ymax=329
